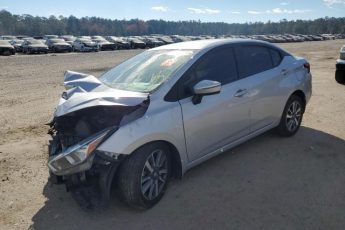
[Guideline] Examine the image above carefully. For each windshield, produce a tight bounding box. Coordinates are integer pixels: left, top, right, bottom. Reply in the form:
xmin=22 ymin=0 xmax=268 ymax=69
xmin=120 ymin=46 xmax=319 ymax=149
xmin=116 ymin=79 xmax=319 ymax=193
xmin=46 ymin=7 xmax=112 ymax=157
xmin=0 ymin=40 xmax=11 ymax=45
xmin=78 ymin=39 xmax=92 ymax=43
xmin=99 ymin=49 xmax=196 ymax=93
xmin=50 ymin=39 xmax=65 ymax=43
xmin=28 ymin=40 xmax=43 ymax=45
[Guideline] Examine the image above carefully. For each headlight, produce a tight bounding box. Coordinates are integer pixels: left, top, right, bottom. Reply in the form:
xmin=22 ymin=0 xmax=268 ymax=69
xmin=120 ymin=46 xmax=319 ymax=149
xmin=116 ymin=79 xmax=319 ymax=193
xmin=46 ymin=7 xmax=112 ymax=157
xmin=341 ymin=46 xmax=345 ymax=52
xmin=48 ymin=130 xmax=109 ymax=175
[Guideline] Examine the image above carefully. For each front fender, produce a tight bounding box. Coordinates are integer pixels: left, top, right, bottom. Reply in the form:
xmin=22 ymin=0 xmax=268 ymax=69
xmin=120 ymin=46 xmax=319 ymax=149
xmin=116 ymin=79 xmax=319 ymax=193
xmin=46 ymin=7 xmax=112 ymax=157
xmin=97 ymin=101 xmax=187 ymax=166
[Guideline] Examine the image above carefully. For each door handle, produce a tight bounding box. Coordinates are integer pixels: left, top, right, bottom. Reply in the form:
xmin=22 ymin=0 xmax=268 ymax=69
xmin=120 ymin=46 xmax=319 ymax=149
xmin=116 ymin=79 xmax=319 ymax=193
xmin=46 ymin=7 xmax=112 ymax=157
xmin=234 ymin=89 xmax=248 ymax=97
xmin=281 ymin=69 xmax=288 ymax=75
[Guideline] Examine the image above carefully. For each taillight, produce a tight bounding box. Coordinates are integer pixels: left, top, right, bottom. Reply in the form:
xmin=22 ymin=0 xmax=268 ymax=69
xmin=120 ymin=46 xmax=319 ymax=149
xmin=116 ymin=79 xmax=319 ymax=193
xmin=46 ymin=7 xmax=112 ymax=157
xmin=304 ymin=62 xmax=310 ymax=73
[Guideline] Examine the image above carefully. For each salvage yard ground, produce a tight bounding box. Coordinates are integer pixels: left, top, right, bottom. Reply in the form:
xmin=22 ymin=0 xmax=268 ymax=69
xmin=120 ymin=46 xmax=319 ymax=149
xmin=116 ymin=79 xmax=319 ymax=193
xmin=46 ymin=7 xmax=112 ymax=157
xmin=1 ymin=40 xmax=345 ymax=230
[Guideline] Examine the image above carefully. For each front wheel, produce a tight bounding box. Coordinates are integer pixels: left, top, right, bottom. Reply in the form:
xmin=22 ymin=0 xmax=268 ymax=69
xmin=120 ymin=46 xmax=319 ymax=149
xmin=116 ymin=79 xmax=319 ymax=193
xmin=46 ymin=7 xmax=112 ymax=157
xmin=335 ymin=70 xmax=345 ymax=84
xmin=118 ymin=142 xmax=171 ymax=209
xmin=276 ymin=95 xmax=304 ymax=137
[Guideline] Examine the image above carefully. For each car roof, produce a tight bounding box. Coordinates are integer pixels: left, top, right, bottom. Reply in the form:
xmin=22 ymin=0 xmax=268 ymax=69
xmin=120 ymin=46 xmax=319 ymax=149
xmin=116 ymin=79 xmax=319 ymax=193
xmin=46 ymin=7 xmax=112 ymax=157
xmin=152 ymin=38 xmax=290 ymax=56
xmin=152 ymin=38 xmax=272 ymax=50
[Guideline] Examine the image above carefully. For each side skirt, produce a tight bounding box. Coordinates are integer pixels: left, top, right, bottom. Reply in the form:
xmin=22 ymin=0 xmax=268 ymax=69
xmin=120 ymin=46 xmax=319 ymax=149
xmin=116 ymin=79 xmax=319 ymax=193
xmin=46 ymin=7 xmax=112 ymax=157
xmin=183 ymin=122 xmax=278 ymax=174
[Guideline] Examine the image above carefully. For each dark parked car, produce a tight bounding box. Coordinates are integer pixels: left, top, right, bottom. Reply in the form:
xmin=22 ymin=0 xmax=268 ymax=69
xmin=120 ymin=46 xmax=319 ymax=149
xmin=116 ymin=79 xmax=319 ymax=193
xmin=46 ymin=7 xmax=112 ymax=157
xmin=127 ymin=37 xmax=146 ymax=49
xmin=107 ymin=36 xmax=130 ymax=49
xmin=157 ymin=36 xmax=174 ymax=45
xmin=0 ymin=40 xmax=16 ymax=55
xmin=22 ymin=39 xmax=49 ymax=54
xmin=46 ymin=38 xmax=72 ymax=53
xmin=92 ymin=39 xmax=117 ymax=51
xmin=142 ymin=37 xmax=164 ymax=48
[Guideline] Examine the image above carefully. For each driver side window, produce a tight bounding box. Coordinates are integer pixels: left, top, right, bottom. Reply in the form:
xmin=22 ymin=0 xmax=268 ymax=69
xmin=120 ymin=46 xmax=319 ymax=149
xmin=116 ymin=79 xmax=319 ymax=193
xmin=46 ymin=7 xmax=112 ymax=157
xmin=179 ymin=46 xmax=238 ymax=99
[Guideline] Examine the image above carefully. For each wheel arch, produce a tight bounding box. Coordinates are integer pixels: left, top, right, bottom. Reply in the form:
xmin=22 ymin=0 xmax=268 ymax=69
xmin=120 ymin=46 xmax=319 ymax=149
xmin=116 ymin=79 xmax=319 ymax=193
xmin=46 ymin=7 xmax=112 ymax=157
xmin=120 ymin=140 xmax=183 ymax=179
xmin=290 ymin=90 xmax=306 ymax=112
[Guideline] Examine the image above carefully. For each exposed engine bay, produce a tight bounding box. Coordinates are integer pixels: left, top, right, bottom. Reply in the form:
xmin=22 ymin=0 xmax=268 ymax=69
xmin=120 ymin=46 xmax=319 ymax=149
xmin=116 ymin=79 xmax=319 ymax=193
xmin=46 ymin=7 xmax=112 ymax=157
xmin=48 ymin=103 xmax=147 ymax=152
xmin=46 ymin=70 xmax=150 ymax=209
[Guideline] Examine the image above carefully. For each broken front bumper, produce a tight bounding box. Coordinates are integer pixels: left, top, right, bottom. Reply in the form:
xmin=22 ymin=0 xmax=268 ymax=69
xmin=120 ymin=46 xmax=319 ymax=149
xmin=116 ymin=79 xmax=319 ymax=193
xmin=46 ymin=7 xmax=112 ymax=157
xmin=48 ymin=129 xmax=123 ymax=208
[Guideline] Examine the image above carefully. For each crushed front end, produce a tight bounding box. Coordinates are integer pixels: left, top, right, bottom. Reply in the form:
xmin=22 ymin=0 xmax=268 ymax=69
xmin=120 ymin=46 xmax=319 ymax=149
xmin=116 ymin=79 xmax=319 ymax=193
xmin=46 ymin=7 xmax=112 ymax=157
xmin=47 ymin=71 xmax=149 ymax=209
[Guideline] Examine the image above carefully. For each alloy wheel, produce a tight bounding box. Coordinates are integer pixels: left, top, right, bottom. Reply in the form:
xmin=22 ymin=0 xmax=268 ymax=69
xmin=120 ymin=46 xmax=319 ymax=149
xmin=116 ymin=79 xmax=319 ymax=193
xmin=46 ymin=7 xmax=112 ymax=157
xmin=285 ymin=101 xmax=302 ymax=132
xmin=141 ymin=149 xmax=168 ymax=200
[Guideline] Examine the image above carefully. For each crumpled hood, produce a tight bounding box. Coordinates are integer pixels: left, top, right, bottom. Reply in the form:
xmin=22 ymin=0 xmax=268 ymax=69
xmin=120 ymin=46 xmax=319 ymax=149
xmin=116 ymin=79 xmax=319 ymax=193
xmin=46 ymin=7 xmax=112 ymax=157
xmin=55 ymin=71 xmax=148 ymax=117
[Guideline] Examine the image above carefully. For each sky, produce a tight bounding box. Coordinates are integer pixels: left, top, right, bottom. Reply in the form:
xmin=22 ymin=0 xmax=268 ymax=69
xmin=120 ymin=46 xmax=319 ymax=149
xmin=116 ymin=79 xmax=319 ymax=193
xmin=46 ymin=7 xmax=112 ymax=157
xmin=1 ymin=0 xmax=345 ymax=23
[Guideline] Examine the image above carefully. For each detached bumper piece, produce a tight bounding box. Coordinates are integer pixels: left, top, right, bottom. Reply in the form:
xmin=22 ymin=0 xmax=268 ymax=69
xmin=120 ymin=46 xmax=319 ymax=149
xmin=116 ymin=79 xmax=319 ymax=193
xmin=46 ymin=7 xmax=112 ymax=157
xmin=49 ymin=152 xmax=122 ymax=210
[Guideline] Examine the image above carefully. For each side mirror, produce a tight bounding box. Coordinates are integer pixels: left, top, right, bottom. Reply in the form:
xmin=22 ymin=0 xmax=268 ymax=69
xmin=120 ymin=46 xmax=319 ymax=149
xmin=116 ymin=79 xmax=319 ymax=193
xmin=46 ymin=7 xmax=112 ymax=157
xmin=192 ymin=80 xmax=221 ymax=104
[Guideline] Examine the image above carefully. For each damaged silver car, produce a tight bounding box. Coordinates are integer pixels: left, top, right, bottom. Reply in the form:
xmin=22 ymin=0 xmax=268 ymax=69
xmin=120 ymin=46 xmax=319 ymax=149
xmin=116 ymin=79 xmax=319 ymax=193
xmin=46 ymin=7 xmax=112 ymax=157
xmin=48 ymin=39 xmax=312 ymax=209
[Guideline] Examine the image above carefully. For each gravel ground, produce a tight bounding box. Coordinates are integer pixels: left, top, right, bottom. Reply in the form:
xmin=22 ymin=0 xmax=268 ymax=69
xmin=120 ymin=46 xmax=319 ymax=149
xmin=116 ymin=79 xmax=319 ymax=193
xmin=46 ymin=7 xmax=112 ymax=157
xmin=1 ymin=40 xmax=345 ymax=230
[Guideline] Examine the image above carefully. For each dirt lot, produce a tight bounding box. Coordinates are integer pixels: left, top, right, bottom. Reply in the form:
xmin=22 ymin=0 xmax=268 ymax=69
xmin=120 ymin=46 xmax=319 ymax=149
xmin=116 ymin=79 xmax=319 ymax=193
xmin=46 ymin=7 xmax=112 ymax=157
xmin=1 ymin=40 xmax=345 ymax=230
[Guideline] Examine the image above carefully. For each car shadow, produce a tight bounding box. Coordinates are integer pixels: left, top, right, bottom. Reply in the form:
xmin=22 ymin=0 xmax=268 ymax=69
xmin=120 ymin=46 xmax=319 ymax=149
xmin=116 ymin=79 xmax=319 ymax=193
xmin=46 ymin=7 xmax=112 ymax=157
xmin=31 ymin=126 xmax=345 ymax=230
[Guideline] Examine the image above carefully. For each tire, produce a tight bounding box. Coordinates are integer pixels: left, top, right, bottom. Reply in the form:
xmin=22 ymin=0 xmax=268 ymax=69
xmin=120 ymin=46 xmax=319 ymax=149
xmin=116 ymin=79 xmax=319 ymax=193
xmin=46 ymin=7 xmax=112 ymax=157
xmin=335 ymin=70 xmax=345 ymax=84
xmin=118 ymin=142 xmax=171 ymax=209
xmin=276 ymin=95 xmax=304 ymax=137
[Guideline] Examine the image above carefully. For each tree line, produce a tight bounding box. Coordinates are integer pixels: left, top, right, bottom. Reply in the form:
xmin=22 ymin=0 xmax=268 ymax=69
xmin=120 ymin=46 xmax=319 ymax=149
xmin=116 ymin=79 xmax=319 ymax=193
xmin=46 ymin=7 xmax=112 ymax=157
xmin=0 ymin=10 xmax=345 ymax=36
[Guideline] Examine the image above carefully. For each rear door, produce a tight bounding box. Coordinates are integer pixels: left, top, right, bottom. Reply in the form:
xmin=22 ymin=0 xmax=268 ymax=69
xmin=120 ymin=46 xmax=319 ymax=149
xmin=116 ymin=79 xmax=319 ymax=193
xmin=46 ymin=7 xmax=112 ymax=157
xmin=178 ymin=46 xmax=253 ymax=162
xmin=235 ymin=45 xmax=287 ymax=132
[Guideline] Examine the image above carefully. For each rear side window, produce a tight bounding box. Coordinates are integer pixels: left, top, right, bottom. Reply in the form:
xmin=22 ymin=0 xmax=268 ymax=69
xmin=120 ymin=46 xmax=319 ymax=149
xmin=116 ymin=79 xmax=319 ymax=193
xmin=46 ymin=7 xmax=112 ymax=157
xmin=237 ymin=46 xmax=273 ymax=78
xmin=270 ymin=48 xmax=282 ymax=67
xmin=179 ymin=47 xmax=238 ymax=98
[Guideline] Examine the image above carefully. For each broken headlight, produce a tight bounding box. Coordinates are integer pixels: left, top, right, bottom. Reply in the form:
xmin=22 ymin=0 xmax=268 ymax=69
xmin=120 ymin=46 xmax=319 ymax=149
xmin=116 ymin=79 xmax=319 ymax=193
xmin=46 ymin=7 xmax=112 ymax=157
xmin=48 ymin=130 xmax=110 ymax=176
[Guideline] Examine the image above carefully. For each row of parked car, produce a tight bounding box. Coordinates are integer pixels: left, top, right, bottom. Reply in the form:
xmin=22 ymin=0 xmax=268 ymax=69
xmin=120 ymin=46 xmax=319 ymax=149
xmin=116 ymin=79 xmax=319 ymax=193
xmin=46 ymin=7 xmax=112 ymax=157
xmin=0 ymin=33 xmax=344 ymax=56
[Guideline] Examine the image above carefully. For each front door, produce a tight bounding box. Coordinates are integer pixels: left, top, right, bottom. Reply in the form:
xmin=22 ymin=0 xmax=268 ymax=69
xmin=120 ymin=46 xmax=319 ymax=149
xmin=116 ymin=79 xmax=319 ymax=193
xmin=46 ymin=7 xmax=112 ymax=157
xmin=178 ymin=46 xmax=253 ymax=162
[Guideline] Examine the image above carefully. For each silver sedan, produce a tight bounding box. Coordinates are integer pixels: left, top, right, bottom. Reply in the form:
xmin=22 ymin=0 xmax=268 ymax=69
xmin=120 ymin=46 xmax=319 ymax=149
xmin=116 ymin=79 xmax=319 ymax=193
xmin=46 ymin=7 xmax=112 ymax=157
xmin=48 ymin=39 xmax=312 ymax=209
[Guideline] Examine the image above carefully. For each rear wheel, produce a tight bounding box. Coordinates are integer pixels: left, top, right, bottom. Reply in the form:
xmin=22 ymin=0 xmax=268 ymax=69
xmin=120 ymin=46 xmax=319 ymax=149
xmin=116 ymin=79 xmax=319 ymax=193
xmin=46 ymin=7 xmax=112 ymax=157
xmin=118 ymin=142 xmax=171 ymax=209
xmin=276 ymin=95 xmax=304 ymax=137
